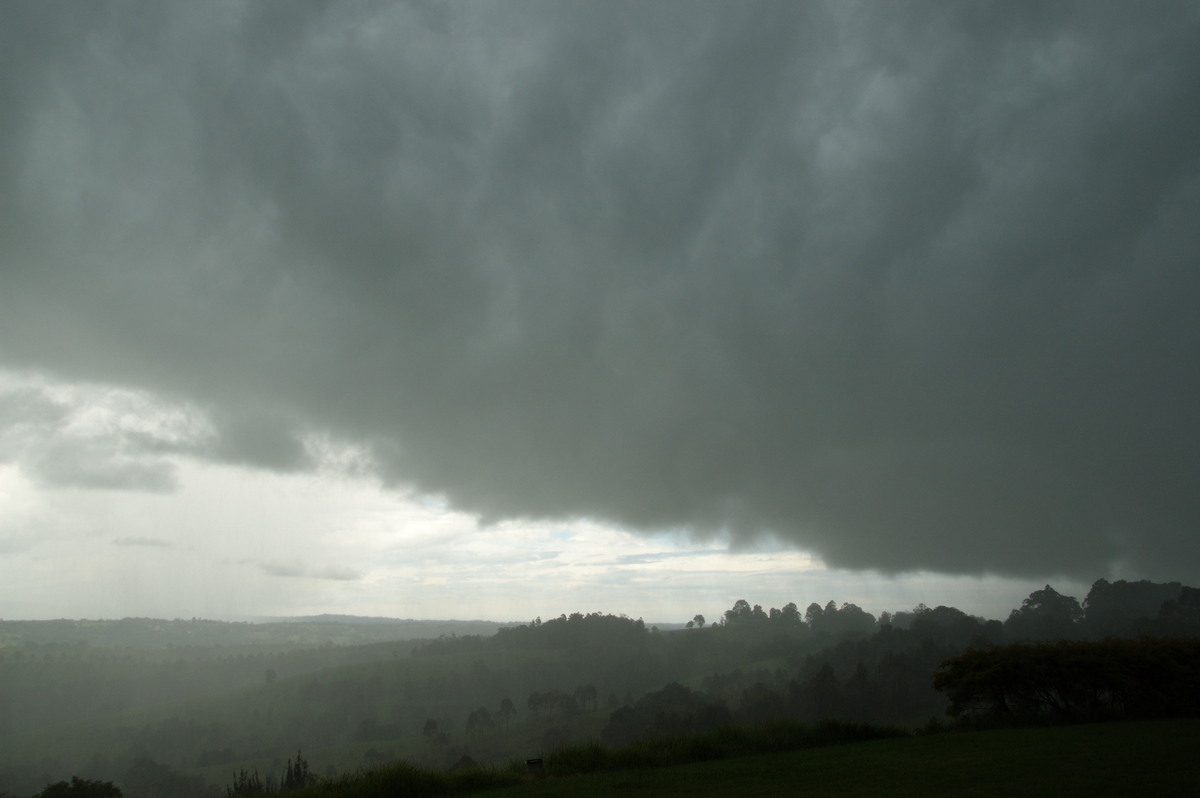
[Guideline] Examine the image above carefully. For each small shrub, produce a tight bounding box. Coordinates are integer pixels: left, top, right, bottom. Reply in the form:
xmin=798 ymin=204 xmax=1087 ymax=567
xmin=33 ymin=778 xmax=122 ymax=798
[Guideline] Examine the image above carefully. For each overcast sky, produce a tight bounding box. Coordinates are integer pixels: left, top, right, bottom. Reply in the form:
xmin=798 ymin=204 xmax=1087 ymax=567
xmin=2 ymin=1 xmax=1198 ymax=623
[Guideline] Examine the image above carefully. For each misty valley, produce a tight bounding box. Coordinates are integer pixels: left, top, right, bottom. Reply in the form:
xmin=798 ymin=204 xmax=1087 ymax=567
xmin=2 ymin=578 xmax=1198 ymax=798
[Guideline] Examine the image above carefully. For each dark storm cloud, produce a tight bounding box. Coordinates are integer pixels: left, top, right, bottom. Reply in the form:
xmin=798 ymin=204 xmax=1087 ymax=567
xmin=203 ymin=409 xmax=313 ymax=473
xmin=2 ymin=1 xmax=1199 ymax=579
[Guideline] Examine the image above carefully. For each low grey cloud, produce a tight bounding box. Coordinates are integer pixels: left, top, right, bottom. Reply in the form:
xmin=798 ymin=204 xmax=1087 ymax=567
xmin=0 ymin=387 xmax=70 ymax=460
xmin=0 ymin=382 xmax=184 ymax=492
xmin=23 ymin=435 xmax=178 ymax=493
xmin=2 ymin=2 xmax=1198 ymax=581
xmin=0 ymin=380 xmax=315 ymax=487
xmin=0 ymin=533 xmax=37 ymax=556
xmin=112 ymin=536 xmax=174 ymax=549
xmin=260 ymin=561 xmax=363 ymax=582
xmin=201 ymin=409 xmax=313 ymax=473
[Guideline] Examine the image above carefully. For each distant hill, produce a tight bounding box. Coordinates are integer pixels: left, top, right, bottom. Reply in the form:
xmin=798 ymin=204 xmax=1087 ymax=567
xmin=0 ymin=616 xmax=509 ymax=650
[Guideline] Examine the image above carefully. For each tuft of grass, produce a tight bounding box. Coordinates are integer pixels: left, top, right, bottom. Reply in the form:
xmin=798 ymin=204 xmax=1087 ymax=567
xmin=281 ymin=761 xmax=524 ymax=798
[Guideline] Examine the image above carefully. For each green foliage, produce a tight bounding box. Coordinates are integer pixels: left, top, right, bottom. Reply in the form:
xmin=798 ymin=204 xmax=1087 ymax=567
xmin=934 ymin=637 xmax=1200 ymax=723
xmin=548 ymin=719 xmax=906 ymax=777
xmin=602 ymin=683 xmax=731 ymax=746
xmin=226 ymin=768 xmax=271 ymax=797
xmin=466 ymin=707 xmax=494 ymax=733
xmin=264 ymin=761 xmax=521 ymax=798
xmin=282 ymin=752 xmax=318 ymax=791
xmin=488 ymin=613 xmax=648 ymax=652
xmin=1083 ymin=579 xmax=1183 ymax=637
xmin=226 ymin=752 xmax=316 ymax=797
xmin=33 ymin=777 xmax=122 ymax=798
xmin=1005 ymin=585 xmax=1084 ymax=641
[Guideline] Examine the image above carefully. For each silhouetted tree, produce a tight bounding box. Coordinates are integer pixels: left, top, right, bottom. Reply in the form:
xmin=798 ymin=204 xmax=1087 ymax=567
xmin=1082 ymin=579 xmax=1182 ymax=637
xmin=226 ymin=768 xmax=269 ymax=797
xmin=935 ymin=637 xmax=1200 ymax=723
xmin=602 ymin=683 xmax=730 ymax=745
xmin=574 ymin=683 xmax=599 ymax=711
xmin=225 ymin=752 xmax=314 ymax=796
xmin=281 ymin=752 xmax=316 ymax=791
xmin=33 ymin=778 xmax=122 ymax=798
xmin=466 ymin=706 xmax=493 ymax=733
xmin=498 ymin=697 xmax=516 ymax=726
xmin=799 ymin=662 xmax=843 ymax=720
xmin=842 ymin=662 xmax=882 ymax=722
xmin=806 ymin=601 xmax=875 ymax=638
xmin=1005 ymin=585 xmax=1084 ymax=641
xmin=724 ymin=600 xmax=753 ymax=625
xmin=1147 ymin=586 xmax=1200 ymax=636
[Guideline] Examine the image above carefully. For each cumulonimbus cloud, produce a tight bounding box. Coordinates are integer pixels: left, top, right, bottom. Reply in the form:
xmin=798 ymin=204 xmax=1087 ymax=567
xmin=1 ymin=1 xmax=1198 ymax=581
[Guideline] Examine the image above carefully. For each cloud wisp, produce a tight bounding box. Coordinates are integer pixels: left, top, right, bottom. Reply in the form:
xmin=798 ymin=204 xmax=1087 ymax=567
xmin=1 ymin=2 xmax=1198 ymax=584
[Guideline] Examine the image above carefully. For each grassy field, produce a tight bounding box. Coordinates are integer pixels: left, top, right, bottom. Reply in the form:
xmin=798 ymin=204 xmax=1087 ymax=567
xmin=479 ymin=719 xmax=1199 ymax=798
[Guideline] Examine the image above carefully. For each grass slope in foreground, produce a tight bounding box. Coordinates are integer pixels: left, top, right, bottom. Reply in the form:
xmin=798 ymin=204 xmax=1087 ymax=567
xmin=295 ymin=719 xmax=1198 ymax=798
xmin=509 ymin=720 xmax=1199 ymax=798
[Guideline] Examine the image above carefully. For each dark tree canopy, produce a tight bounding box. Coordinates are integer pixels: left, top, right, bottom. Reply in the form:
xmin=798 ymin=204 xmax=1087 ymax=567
xmin=1005 ymin=585 xmax=1084 ymax=641
xmin=33 ymin=778 xmax=122 ymax=798
xmin=1082 ymin=579 xmax=1183 ymax=637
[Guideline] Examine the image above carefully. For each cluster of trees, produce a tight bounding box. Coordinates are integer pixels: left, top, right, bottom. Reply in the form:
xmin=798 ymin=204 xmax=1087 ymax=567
xmin=718 ymin=599 xmax=876 ymax=637
xmin=17 ymin=760 xmax=216 ymax=798
xmin=6 ymin=758 xmax=215 ymax=798
xmin=934 ymin=637 xmax=1200 ymax=723
xmin=602 ymin=683 xmax=730 ymax=746
xmin=709 ymin=579 xmax=1199 ymax=645
xmin=527 ymin=684 xmax=600 ymax=717
xmin=599 ymin=580 xmax=1200 ymax=745
xmin=30 ymin=778 xmax=123 ymax=798
xmin=489 ymin=612 xmax=650 ymax=651
xmin=1000 ymin=580 xmax=1199 ymax=641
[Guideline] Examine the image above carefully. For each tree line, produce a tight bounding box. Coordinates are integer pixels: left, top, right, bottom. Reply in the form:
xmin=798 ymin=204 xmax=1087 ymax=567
xmin=4 ymin=578 xmax=1197 ymax=796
